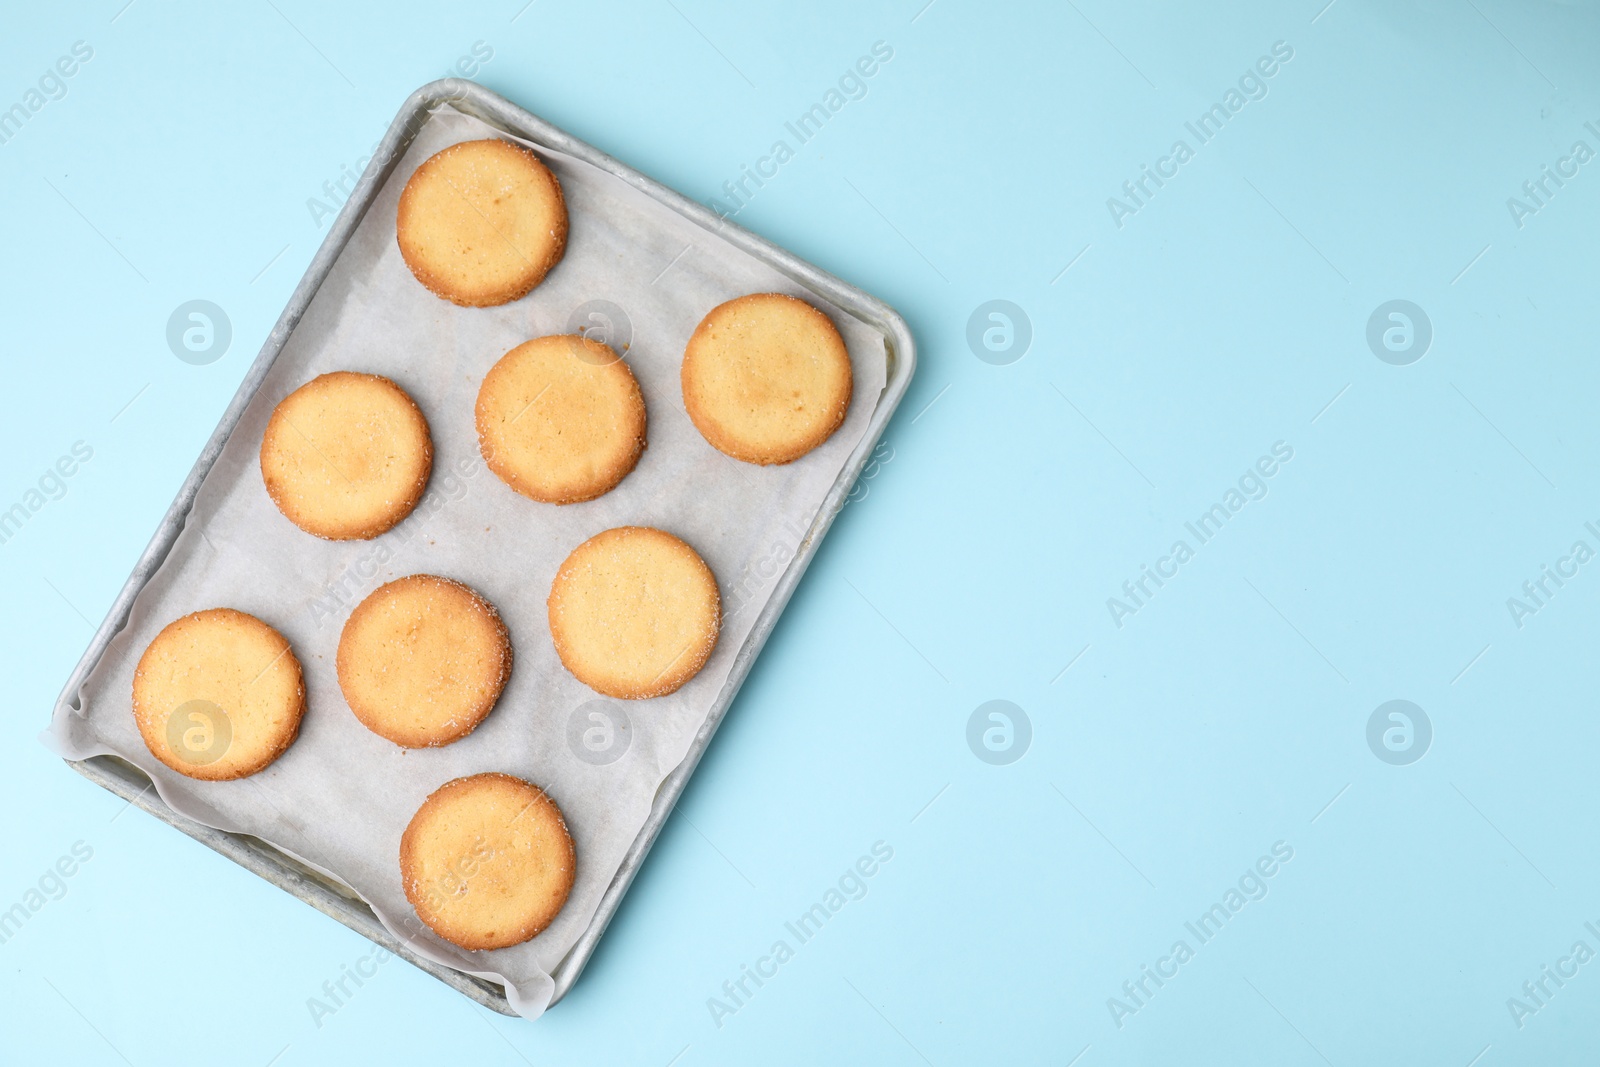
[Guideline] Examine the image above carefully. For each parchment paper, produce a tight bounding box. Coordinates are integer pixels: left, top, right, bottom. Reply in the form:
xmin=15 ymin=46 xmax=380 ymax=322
xmin=46 ymin=105 xmax=886 ymax=1018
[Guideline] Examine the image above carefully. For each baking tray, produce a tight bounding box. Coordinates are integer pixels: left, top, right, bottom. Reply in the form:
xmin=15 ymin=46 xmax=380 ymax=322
xmin=49 ymin=79 xmax=914 ymax=1015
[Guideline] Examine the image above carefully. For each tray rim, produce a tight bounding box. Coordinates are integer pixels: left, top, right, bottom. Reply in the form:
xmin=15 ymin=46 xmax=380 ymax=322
xmin=51 ymin=77 xmax=916 ymax=1017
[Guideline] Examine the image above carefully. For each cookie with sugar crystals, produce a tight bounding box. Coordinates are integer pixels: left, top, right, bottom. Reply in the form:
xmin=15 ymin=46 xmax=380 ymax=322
xmin=681 ymin=292 xmax=852 ymax=465
xmin=400 ymin=773 xmax=576 ymax=951
xmin=132 ymin=608 xmax=305 ymax=781
xmin=337 ymin=574 xmax=512 ymax=748
xmin=260 ymin=371 xmax=433 ymax=541
xmin=475 ymin=334 xmax=647 ymax=505
xmin=396 ymin=138 xmax=568 ymax=307
xmin=547 ymin=526 xmax=720 ymax=699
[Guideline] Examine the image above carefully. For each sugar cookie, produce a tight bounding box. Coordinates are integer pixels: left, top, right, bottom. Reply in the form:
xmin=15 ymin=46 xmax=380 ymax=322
xmin=476 ymin=335 xmax=646 ymax=504
xmin=400 ymin=773 xmax=576 ymax=951
xmin=337 ymin=575 xmax=512 ymax=748
xmin=396 ymin=138 xmax=568 ymax=307
xmin=132 ymin=608 xmax=305 ymax=781
xmin=260 ymin=371 xmax=433 ymax=541
xmin=547 ymin=526 xmax=720 ymax=699
xmin=681 ymin=292 xmax=852 ymax=465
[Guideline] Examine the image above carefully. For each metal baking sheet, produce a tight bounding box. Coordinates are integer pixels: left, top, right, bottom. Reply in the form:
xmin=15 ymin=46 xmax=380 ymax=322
xmin=48 ymin=79 xmax=913 ymax=1015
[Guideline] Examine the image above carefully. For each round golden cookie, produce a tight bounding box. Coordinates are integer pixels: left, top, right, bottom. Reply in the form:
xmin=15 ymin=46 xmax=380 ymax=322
xmin=475 ymin=335 xmax=647 ymax=504
xmin=548 ymin=526 xmax=720 ymax=699
xmin=400 ymin=773 xmax=576 ymax=951
xmin=681 ymin=293 xmax=853 ymax=465
xmin=132 ymin=608 xmax=305 ymax=781
xmin=260 ymin=372 xmax=433 ymax=541
xmin=396 ymin=138 xmax=568 ymax=307
xmin=336 ymin=575 xmax=512 ymax=748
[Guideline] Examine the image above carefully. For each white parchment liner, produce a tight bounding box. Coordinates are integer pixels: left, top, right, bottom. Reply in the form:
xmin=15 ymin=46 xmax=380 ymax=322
xmin=46 ymin=106 xmax=886 ymax=1018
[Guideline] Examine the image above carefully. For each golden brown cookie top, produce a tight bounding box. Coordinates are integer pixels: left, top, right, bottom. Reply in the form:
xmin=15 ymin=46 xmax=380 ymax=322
xmin=475 ymin=335 xmax=647 ymax=505
xmin=260 ymin=371 xmax=433 ymax=541
xmin=400 ymin=773 xmax=576 ymax=951
xmin=397 ymin=138 xmax=568 ymax=307
xmin=681 ymin=292 xmax=852 ymax=465
xmin=337 ymin=574 xmax=512 ymax=749
xmin=132 ymin=608 xmax=305 ymax=781
xmin=547 ymin=526 xmax=720 ymax=699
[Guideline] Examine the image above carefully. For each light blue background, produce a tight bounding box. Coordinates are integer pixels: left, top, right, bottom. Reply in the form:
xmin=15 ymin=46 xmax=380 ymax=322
xmin=4 ymin=0 xmax=1599 ymax=1063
